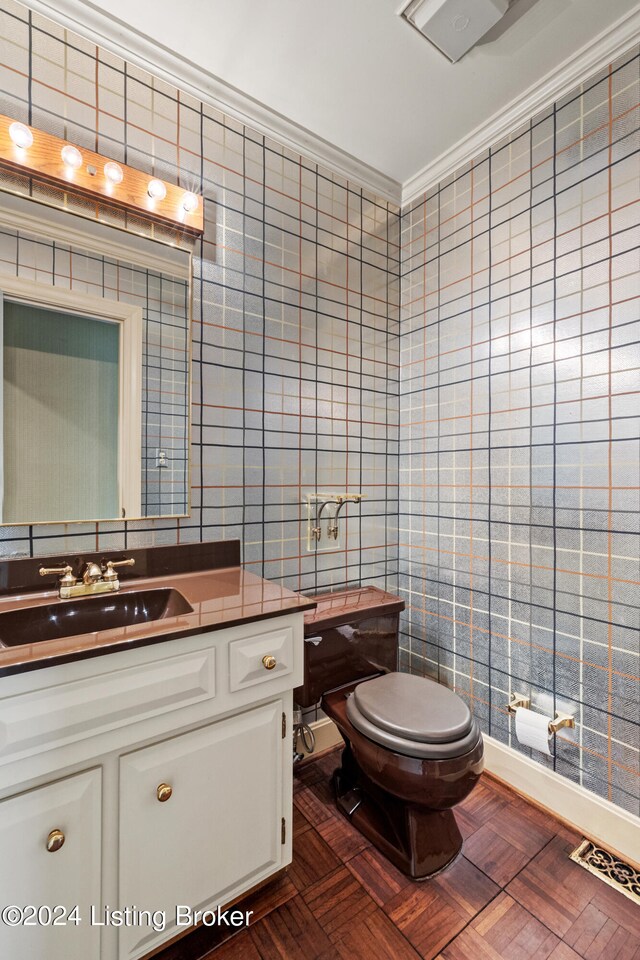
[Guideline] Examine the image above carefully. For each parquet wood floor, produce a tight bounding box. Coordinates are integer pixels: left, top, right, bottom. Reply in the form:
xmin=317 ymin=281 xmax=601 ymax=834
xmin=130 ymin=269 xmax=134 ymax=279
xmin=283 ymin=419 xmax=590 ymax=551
xmin=154 ymin=749 xmax=639 ymax=960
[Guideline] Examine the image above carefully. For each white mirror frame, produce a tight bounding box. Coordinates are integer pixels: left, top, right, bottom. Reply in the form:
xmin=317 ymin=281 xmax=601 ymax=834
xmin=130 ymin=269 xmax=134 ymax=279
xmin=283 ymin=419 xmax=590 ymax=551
xmin=0 ymin=275 xmax=143 ymax=522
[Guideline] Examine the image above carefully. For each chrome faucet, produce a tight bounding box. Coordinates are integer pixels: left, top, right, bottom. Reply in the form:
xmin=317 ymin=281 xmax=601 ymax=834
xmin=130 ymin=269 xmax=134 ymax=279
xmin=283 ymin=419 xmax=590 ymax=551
xmin=40 ymin=558 xmax=135 ymax=599
xmin=311 ymin=494 xmax=364 ymax=544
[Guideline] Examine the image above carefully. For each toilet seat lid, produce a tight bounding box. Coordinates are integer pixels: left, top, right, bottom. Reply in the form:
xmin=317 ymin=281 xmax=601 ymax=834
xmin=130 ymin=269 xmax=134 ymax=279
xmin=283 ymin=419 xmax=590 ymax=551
xmin=353 ymin=672 xmax=473 ymax=744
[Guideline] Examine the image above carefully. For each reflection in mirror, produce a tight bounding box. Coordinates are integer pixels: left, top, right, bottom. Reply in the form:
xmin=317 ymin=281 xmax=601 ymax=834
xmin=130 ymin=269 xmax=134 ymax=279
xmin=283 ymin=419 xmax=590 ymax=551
xmin=2 ymin=300 xmax=125 ymax=522
xmin=0 ymin=213 xmax=191 ymax=525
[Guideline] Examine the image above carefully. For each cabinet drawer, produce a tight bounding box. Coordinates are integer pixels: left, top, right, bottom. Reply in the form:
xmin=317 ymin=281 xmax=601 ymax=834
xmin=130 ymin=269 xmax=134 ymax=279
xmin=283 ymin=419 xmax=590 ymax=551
xmin=0 ymin=648 xmax=216 ymax=765
xmin=229 ymin=625 xmax=293 ymax=692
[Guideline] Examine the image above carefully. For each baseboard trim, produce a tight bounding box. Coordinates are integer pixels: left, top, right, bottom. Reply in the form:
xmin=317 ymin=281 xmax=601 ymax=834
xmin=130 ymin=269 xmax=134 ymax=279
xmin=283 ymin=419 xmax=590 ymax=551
xmin=483 ymin=735 xmax=640 ymax=867
xmin=304 ymin=718 xmax=640 ymax=864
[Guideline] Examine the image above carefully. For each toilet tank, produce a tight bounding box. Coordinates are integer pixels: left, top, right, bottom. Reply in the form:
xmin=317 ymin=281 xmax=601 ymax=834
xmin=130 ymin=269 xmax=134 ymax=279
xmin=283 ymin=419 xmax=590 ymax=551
xmin=294 ymin=586 xmax=405 ymax=708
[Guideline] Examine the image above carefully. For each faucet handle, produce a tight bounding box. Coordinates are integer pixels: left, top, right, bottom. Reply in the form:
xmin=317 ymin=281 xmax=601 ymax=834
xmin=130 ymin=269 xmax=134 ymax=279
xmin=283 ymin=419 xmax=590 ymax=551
xmin=39 ymin=564 xmax=77 ymax=586
xmin=102 ymin=558 xmax=135 ymax=582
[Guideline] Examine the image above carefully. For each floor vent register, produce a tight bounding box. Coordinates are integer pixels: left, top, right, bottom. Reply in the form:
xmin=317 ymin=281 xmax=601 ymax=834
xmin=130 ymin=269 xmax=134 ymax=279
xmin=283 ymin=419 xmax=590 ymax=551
xmin=570 ymin=839 xmax=640 ymax=906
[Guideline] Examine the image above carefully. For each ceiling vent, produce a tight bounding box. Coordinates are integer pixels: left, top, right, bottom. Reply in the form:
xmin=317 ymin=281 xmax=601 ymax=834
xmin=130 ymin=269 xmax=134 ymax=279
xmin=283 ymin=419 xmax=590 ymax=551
xmin=399 ymin=0 xmax=509 ymax=62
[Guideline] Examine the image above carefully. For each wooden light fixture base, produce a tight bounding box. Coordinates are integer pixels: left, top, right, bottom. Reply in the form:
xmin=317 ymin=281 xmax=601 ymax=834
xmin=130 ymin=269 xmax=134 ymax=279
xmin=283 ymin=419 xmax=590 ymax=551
xmin=0 ymin=114 xmax=203 ymax=235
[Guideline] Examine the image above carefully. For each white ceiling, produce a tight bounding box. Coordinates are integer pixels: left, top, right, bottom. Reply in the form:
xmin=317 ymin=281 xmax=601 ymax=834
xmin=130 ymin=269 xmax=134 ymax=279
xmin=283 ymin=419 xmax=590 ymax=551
xmin=38 ymin=0 xmax=640 ymax=194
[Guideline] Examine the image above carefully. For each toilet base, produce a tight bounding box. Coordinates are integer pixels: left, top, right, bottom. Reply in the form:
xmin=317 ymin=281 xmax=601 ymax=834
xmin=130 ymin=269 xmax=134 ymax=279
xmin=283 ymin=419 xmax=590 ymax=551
xmin=331 ymin=740 xmax=463 ymax=879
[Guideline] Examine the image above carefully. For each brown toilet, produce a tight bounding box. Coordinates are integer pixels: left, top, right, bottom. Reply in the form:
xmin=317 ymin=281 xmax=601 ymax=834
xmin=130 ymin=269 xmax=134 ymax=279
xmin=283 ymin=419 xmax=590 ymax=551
xmin=296 ymin=586 xmax=484 ymax=880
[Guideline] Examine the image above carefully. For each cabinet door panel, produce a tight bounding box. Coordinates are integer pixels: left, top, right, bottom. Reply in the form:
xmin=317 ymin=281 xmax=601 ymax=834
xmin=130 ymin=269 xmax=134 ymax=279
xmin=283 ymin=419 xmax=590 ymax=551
xmin=0 ymin=769 xmax=102 ymax=960
xmin=118 ymin=702 xmax=283 ymax=960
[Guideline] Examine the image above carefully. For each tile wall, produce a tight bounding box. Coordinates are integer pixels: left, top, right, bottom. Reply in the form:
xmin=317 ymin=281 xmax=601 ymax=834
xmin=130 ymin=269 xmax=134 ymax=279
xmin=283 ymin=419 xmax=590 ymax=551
xmin=399 ymin=48 xmax=640 ymax=814
xmin=0 ymin=0 xmax=400 ymax=595
xmin=0 ymin=0 xmax=637 ymax=816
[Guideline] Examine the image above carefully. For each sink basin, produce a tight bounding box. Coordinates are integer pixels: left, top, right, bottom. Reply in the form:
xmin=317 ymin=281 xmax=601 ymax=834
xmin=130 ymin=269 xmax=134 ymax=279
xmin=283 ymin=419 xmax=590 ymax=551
xmin=0 ymin=588 xmax=194 ymax=646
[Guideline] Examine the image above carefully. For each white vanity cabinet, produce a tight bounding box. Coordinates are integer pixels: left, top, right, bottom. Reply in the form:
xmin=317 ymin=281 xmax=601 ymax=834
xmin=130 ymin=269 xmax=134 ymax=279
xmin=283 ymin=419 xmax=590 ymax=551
xmin=118 ymin=701 xmax=284 ymax=960
xmin=0 ymin=611 xmax=303 ymax=960
xmin=0 ymin=769 xmax=102 ymax=960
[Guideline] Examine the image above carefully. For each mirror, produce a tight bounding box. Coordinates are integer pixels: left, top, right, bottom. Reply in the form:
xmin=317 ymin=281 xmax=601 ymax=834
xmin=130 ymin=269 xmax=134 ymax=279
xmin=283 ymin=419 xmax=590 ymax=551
xmin=0 ymin=196 xmax=191 ymax=525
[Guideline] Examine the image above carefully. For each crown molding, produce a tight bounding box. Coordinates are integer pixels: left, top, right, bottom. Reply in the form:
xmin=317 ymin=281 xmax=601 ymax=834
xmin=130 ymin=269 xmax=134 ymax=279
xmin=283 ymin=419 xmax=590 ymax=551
xmin=402 ymin=6 xmax=640 ymax=207
xmin=22 ymin=0 xmax=402 ymax=206
xmin=19 ymin=1 xmax=640 ymax=211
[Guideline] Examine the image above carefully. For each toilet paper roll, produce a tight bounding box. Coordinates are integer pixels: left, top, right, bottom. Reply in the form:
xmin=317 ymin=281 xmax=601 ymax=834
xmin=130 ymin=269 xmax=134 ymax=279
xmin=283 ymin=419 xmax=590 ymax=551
xmin=515 ymin=706 xmax=552 ymax=755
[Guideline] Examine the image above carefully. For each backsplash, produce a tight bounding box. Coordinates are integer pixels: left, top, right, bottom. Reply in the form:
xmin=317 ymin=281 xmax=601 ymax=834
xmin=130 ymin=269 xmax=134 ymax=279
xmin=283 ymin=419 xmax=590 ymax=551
xmin=0 ymin=0 xmax=400 ymax=595
xmin=399 ymin=47 xmax=640 ymax=814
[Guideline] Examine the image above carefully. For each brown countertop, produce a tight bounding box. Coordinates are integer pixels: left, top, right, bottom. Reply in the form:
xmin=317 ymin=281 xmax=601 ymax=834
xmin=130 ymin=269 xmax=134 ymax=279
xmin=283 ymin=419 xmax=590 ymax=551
xmin=0 ymin=566 xmax=316 ymax=677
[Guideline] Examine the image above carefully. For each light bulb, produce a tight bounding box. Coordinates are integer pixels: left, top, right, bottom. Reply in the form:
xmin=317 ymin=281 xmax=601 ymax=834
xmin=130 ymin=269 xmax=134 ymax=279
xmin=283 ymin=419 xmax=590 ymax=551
xmin=147 ymin=179 xmax=167 ymax=201
xmin=9 ymin=122 xmax=33 ymax=149
xmin=104 ymin=161 xmax=124 ymax=185
xmin=181 ymin=191 xmax=199 ymax=213
xmin=61 ymin=144 xmax=83 ymax=169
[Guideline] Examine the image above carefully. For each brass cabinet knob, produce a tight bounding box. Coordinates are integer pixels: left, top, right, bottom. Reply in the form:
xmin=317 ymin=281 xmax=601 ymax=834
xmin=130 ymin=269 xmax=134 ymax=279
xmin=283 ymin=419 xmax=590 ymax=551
xmin=262 ymin=655 xmax=277 ymax=671
xmin=46 ymin=829 xmax=65 ymax=853
xmin=157 ymin=783 xmax=173 ymax=803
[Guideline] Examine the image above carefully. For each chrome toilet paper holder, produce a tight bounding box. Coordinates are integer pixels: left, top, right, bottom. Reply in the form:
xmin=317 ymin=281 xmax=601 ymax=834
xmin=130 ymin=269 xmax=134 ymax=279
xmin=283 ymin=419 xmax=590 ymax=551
xmin=507 ymin=693 xmax=575 ymax=735
xmin=548 ymin=712 xmax=575 ymax=735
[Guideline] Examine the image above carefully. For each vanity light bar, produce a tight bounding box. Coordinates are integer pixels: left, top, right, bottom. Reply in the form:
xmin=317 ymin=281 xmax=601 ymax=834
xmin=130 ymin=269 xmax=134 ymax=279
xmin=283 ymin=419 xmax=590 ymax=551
xmin=0 ymin=114 xmax=204 ymax=235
